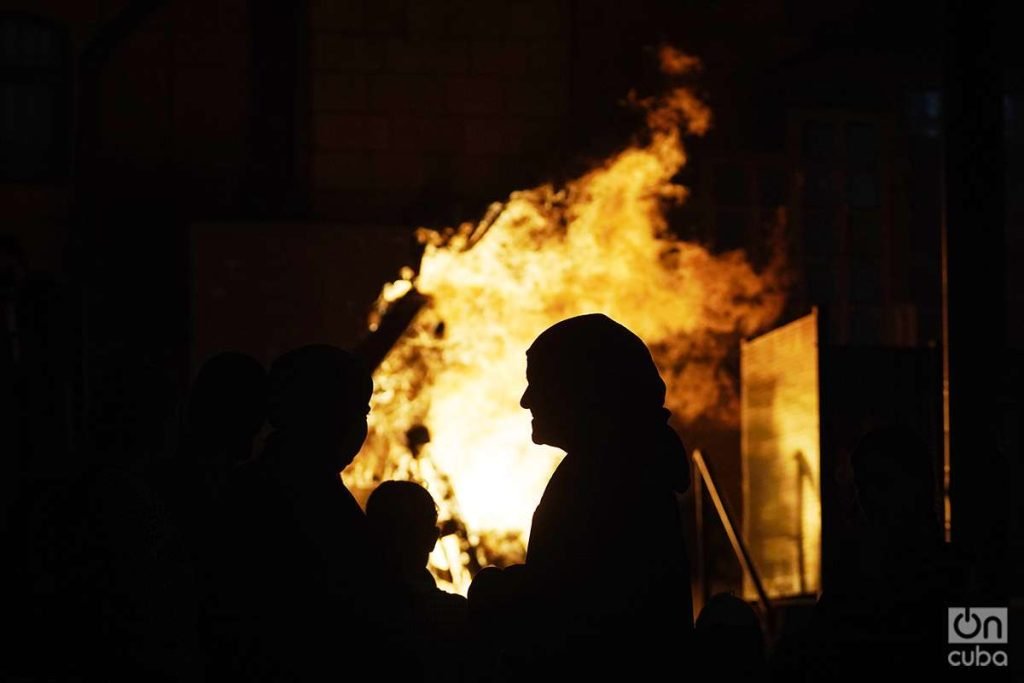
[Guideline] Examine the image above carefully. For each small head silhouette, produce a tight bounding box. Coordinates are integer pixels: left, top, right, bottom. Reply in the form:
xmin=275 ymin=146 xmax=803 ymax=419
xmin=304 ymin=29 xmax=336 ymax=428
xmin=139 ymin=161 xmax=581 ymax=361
xmin=694 ymin=592 xmax=765 ymax=677
xmin=185 ymin=352 xmax=266 ymax=461
xmin=367 ymin=481 xmax=439 ymax=576
xmin=268 ymin=345 xmax=373 ymax=471
xmin=851 ymin=425 xmax=938 ymax=535
xmin=520 ymin=313 xmax=668 ymax=447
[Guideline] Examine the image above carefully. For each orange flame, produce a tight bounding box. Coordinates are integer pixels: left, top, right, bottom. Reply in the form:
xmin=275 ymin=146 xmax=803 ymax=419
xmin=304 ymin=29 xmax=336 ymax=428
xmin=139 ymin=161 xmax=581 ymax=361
xmin=658 ymin=44 xmax=702 ymax=76
xmin=343 ymin=51 xmax=786 ymax=594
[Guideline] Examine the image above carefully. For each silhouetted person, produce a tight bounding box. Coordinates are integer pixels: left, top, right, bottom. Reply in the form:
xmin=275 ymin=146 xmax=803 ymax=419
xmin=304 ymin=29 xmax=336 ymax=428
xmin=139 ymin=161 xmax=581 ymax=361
xmin=153 ymin=352 xmax=266 ymax=549
xmin=694 ymin=593 xmax=766 ymax=681
xmin=181 ymin=351 xmax=267 ymax=469
xmin=776 ymin=425 xmax=956 ymax=682
xmin=469 ymin=563 xmax=530 ymax=681
xmin=367 ymin=481 xmax=468 ymax=680
xmin=30 ymin=361 xmax=202 ymax=681
xmin=253 ymin=344 xmax=377 ymax=680
xmin=471 ymin=313 xmax=694 ymax=677
xmin=151 ymin=352 xmax=267 ymax=680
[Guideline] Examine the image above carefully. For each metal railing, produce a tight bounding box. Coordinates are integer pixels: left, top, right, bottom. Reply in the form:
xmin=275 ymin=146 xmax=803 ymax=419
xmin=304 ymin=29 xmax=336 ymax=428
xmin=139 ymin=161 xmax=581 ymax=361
xmin=691 ymin=448 xmax=773 ymax=622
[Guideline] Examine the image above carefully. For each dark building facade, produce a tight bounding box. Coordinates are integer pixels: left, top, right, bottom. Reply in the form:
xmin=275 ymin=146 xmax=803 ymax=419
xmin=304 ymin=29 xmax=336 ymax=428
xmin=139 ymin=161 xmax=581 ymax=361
xmin=1 ymin=0 xmax=1019 ymax=608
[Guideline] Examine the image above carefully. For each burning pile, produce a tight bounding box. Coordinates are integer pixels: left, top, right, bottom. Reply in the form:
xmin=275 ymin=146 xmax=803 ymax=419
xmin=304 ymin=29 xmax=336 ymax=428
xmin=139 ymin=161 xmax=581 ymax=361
xmin=343 ymin=47 xmax=787 ymax=593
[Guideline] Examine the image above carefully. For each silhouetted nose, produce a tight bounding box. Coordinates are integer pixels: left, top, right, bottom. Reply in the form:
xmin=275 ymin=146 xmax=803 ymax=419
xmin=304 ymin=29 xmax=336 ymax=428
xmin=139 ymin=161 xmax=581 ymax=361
xmin=520 ymin=384 xmax=532 ymax=410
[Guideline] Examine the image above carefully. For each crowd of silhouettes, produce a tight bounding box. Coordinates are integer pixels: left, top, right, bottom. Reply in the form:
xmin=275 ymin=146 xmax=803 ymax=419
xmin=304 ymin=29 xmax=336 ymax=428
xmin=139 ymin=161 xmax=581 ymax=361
xmin=1 ymin=313 xmax=970 ymax=681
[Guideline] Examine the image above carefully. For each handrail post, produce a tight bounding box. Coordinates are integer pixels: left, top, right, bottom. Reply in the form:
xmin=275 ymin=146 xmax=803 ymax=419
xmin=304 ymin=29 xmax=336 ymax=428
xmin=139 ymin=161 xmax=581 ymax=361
xmin=691 ymin=449 xmax=773 ymax=626
xmin=693 ymin=458 xmax=706 ymax=618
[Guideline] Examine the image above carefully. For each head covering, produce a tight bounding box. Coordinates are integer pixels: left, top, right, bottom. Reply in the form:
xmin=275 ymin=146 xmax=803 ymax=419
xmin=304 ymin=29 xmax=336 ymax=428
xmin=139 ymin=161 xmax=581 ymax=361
xmin=527 ymin=314 xmax=689 ymax=492
xmin=268 ymin=344 xmax=373 ymax=431
xmin=526 ymin=313 xmax=668 ymax=416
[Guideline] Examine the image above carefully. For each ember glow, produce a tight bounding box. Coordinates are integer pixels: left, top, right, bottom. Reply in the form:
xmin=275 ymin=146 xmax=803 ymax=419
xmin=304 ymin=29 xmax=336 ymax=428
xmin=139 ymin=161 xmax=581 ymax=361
xmin=343 ymin=47 xmax=786 ymax=593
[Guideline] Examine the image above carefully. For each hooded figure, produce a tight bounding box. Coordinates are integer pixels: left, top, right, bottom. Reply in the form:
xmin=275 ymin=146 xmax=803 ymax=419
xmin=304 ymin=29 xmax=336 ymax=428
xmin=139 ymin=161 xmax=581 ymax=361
xmin=253 ymin=345 xmax=377 ymax=680
xmin=494 ymin=314 xmax=694 ymax=675
xmin=781 ymin=425 xmax=955 ymax=683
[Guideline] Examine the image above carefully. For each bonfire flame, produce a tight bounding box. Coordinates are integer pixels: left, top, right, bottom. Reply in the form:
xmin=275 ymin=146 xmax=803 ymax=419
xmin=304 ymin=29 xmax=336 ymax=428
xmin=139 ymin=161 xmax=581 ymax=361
xmin=343 ymin=47 xmax=786 ymax=593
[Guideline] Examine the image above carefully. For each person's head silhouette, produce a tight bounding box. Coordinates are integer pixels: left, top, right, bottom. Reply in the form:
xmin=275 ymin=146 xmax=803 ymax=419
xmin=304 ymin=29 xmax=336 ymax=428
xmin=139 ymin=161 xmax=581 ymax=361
xmin=366 ymin=481 xmax=439 ymax=578
xmin=520 ymin=313 xmax=689 ymax=489
xmin=520 ymin=313 xmax=668 ymax=449
xmin=694 ymin=593 xmax=765 ymax=678
xmin=267 ymin=345 xmax=372 ymax=472
xmin=851 ymin=425 xmax=939 ymax=540
xmin=185 ymin=351 xmax=266 ymax=464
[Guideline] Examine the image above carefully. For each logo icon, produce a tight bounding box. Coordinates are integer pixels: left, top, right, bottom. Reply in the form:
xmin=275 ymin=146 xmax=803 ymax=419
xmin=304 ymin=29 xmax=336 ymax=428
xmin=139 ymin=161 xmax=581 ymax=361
xmin=948 ymin=607 xmax=1007 ymax=644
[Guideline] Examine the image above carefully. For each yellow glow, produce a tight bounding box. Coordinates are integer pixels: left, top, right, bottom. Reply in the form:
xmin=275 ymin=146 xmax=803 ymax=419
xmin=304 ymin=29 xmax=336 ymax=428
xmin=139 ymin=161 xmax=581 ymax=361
xmin=344 ymin=51 xmax=786 ymax=594
xmin=741 ymin=310 xmax=821 ymax=598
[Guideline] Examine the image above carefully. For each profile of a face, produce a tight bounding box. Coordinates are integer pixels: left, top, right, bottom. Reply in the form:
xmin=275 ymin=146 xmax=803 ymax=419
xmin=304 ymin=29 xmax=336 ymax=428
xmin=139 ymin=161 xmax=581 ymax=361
xmin=520 ymin=314 xmax=668 ymax=452
xmin=336 ymin=403 xmax=371 ymax=471
xmin=851 ymin=428 xmax=937 ymax=539
xmin=854 ymin=464 xmax=898 ymax=526
xmin=520 ymin=358 xmax=584 ymax=450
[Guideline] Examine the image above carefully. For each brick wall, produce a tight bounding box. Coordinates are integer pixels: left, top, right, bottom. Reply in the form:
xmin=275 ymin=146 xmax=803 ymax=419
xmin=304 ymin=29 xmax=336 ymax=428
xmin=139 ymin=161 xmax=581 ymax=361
xmin=307 ymin=0 xmax=573 ymax=225
xmin=89 ymin=0 xmax=252 ymax=213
